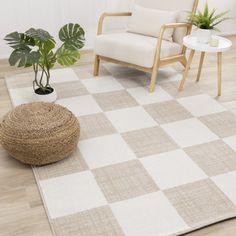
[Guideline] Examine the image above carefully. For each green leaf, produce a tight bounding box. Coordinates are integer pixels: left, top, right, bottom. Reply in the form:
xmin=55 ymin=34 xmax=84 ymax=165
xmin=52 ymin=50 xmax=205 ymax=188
xmin=211 ymin=17 xmax=232 ymax=27
xmin=41 ymin=38 xmax=56 ymax=53
xmin=204 ymin=2 xmax=209 ymax=17
xmin=47 ymin=51 xmax=56 ymax=69
xmin=198 ymin=10 xmax=203 ymax=18
xmin=56 ymin=46 xmax=80 ymax=66
xmin=59 ymin=23 xmax=85 ymax=50
xmin=39 ymin=51 xmax=56 ymax=69
xmin=211 ymin=11 xmax=230 ymax=23
xmin=26 ymin=51 xmax=40 ymax=67
xmin=25 ymin=28 xmax=53 ymax=42
xmin=9 ymin=49 xmax=39 ymax=68
xmin=4 ymin=32 xmax=35 ymax=50
xmin=209 ymin=9 xmax=217 ymax=20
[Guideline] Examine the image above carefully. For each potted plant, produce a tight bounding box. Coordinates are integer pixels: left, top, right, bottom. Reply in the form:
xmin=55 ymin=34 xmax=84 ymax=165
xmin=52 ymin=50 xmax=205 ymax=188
xmin=187 ymin=2 xmax=230 ymax=43
xmin=4 ymin=23 xmax=85 ymax=102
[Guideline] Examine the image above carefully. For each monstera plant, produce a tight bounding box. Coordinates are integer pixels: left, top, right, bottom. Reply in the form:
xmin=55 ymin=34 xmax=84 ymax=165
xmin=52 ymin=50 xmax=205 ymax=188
xmin=4 ymin=23 xmax=85 ymax=101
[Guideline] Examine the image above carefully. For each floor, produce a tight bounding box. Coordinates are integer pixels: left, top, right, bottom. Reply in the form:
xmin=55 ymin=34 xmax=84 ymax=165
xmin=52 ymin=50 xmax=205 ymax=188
xmin=0 ymin=36 xmax=236 ymax=236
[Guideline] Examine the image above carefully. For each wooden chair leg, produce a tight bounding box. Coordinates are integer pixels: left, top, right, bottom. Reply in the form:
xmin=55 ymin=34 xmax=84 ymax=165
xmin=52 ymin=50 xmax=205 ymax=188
xmin=180 ymin=56 xmax=187 ymax=68
xmin=93 ymin=55 xmax=100 ymax=76
xmin=149 ymin=66 xmax=159 ymax=93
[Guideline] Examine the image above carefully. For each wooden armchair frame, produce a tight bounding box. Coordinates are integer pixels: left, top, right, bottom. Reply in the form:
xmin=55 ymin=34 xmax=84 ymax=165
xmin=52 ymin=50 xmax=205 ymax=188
xmin=94 ymin=0 xmax=199 ymax=92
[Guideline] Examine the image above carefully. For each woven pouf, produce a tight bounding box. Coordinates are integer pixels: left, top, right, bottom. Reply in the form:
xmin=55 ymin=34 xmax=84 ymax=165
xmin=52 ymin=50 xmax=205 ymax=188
xmin=0 ymin=102 xmax=80 ymax=166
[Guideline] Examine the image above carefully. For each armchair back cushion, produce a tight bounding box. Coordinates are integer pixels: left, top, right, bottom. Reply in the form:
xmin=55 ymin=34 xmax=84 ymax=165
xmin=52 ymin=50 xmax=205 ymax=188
xmin=134 ymin=0 xmax=197 ymax=44
xmin=128 ymin=5 xmax=176 ymax=41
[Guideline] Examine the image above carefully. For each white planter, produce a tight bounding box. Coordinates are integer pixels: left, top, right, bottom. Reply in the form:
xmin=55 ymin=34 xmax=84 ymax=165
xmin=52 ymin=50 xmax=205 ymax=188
xmin=33 ymin=88 xmax=57 ymax=103
xmin=196 ymin=29 xmax=212 ymax=43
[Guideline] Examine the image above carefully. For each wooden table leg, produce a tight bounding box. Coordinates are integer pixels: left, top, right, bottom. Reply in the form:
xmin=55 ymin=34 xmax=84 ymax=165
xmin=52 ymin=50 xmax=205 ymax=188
xmin=93 ymin=55 xmax=101 ymax=76
xmin=196 ymin=52 xmax=205 ymax=82
xmin=179 ymin=49 xmax=195 ymax=91
xmin=217 ymin=52 xmax=222 ymax=96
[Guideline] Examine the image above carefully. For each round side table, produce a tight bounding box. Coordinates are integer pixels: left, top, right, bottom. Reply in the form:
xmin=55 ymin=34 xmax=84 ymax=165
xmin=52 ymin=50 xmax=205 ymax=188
xmin=179 ymin=35 xmax=232 ymax=96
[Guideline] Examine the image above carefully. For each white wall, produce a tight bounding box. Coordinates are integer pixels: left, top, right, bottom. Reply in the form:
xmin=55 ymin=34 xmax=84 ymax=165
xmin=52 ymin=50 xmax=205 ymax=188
xmin=0 ymin=0 xmax=131 ymax=59
xmin=0 ymin=0 xmax=235 ymax=59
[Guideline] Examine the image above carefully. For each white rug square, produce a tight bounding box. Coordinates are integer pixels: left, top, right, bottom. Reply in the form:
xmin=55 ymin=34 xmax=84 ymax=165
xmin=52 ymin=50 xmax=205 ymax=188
xmin=6 ymin=72 xmax=33 ymax=89
xmin=177 ymin=94 xmax=226 ymax=117
xmin=223 ymin=135 xmax=236 ymax=151
xmin=127 ymin=86 xmax=172 ymax=105
xmin=162 ymin=118 xmax=218 ymax=148
xmin=141 ymin=150 xmax=207 ymax=189
xmin=114 ymin=73 xmax=150 ymax=89
xmin=49 ymin=68 xmax=79 ymax=84
xmin=8 ymin=87 xmax=36 ymax=106
xmin=111 ymin=192 xmax=189 ymax=236
xmin=81 ymin=76 xmax=124 ymax=93
xmin=157 ymin=66 xmax=182 ymax=84
xmin=78 ymin=134 xmax=136 ymax=169
xmin=56 ymin=95 xmax=102 ymax=117
xmin=105 ymin=106 xmax=156 ymax=133
xmin=39 ymin=171 xmax=107 ymax=219
xmin=212 ymin=171 xmax=236 ymax=205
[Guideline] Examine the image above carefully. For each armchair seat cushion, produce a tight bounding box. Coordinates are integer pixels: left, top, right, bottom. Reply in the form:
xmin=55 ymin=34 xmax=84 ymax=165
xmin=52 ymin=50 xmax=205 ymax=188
xmin=94 ymin=32 xmax=182 ymax=68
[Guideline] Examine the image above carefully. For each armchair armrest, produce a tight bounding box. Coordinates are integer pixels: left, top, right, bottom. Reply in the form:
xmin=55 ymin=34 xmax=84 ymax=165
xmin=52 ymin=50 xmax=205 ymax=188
xmin=161 ymin=22 xmax=191 ymax=29
xmin=159 ymin=23 xmax=192 ymax=40
xmin=154 ymin=23 xmax=192 ymax=63
xmin=97 ymin=12 xmax=132 ymax=35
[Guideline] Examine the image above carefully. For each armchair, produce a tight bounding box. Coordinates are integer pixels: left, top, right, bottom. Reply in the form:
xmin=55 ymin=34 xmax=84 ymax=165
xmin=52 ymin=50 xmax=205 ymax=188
xmin=94 ymin=0 xmax=199 ymax=92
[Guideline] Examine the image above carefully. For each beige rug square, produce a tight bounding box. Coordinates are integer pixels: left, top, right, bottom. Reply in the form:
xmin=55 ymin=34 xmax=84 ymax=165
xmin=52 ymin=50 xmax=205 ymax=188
xmin=5 ymin=65 xmax=236 ymax=236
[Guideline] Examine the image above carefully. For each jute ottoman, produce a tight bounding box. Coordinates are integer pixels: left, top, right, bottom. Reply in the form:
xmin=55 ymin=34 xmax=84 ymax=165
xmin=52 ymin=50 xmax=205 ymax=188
xmin=0 ymin=102 xmax=80 ymax=166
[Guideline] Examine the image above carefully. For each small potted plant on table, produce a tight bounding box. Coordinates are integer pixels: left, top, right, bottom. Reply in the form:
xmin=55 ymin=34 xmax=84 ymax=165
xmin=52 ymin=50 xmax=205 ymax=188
xmin=4 ymin=23 xmax=85 ymax=102
xmin=188 ymin=2 xmax=230 ymax=43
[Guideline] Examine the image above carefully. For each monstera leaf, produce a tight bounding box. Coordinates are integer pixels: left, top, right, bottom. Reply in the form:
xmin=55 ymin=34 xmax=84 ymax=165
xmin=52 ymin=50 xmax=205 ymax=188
xmin=40 ymin=38 xmax=56 ymax=53
xmin=56 ymin=46 xmax=80 ymax=66
xmin=39 ymin=51 xmax=56 ymax=69
xmin=59 ymin=23 xmax=85 ymax=50
xmin=9 ymin=49 xmax=40 ymax=67
xmin=25 ymin=28 xmax=53 ymax=42
xmin=4 ymin=32 xmax=35 ymax=50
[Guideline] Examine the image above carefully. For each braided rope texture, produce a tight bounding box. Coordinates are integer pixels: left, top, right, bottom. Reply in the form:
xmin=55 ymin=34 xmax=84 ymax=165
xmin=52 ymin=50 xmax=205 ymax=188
xmin=0 ymin=102 xmax=80 ymax=166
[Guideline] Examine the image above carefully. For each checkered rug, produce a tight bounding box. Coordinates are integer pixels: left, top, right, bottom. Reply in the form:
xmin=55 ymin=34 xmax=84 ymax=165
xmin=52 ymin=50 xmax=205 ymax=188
xmin=5 ymin=64 xmax=236 ymax=236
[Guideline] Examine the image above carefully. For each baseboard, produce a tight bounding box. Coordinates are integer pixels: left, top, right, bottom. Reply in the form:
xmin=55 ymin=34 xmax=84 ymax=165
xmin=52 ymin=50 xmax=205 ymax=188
xmin=219 ymin=32 xmax=236 ymax=36
xmin=0 ymin=49 xmax=94 ymax=67
xmin=0 ymin=50 xmax=94 ymax=78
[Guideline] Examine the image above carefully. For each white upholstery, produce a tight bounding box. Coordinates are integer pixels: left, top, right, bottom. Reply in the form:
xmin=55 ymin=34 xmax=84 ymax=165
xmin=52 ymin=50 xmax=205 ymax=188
xmin=128 ymin=5 xmax=176 ymax=41
xmin=134 ymin=0 xmax=195 ymax=11
xmin=134 ymin=0 xmax=196 ymax=44
xmin=94 ymin=32 xmax=182 ymax=68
